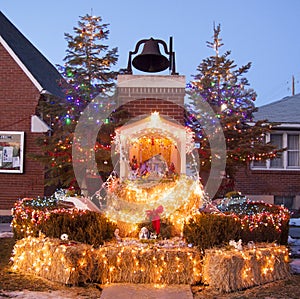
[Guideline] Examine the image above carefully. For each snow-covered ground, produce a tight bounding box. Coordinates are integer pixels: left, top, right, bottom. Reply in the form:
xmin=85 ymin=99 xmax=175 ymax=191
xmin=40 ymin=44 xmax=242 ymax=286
xmin=0 ymin=223 xmax=12 ymax=238
xmin=290 ymin=259 xmax=300 ymax=274
xmin=289 ymin=218 xmax=300 ymax=226
xmin=288 ymin=236 xmax=300 ymax=246
xmin=0 ymin=290 xmax=91 ymax=299
xmin=0 ymin=231 xmax=13 ymax=238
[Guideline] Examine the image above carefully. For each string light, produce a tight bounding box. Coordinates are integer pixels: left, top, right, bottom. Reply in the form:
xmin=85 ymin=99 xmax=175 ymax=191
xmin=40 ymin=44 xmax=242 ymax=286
xmin=217 ymin=199 xmax=290 ymax=233
xmin=12 ymin=236 xmax=203 ymax=285
xmin=104 ymin=175 xmax=204 ymax=232
xmin=12 ymin=235 xmax=289 ymax=290
xmin=204 ymin=243 xmax=290 ymax=292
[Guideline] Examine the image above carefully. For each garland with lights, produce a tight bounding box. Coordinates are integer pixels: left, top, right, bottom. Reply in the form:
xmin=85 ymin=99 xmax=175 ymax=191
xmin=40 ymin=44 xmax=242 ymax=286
xmin=183 ymin=201 xmax=290 ymax=249
xmin=220 ymin=200 xmax=290 ymax=234
xmin=11 ymin=197 xmax=116 ymax=245
xmin=103 ymin=175 xmax=204 ymax=234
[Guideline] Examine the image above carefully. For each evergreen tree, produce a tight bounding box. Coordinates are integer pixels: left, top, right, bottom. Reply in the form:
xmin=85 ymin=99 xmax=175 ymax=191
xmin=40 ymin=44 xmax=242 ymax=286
xmin=35 ymin=14 xmax=124 ymax=194
xmin=61 ymin=13 xmax=118 ymax=108
xmin=185 ymin=24 xmax=280 ymax=195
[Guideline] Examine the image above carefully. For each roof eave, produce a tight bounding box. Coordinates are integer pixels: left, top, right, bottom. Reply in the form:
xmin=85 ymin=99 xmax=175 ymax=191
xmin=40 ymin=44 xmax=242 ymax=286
xmin=0 ymin=35 xmax=43 ymax=92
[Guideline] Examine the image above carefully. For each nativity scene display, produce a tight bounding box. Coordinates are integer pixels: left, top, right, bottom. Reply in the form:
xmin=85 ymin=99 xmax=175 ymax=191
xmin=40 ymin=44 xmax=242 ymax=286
xmin=115 ymin=111 xmax=190 ymax=182
xmin=10 ymin=115 xmax=291 ymax=290
xmin=130 ymin=151 xmax=176 ymax=180
xmin=100 ymin=111 xmax=204 ymax=235
xmin=8 ymin=26 xmax=292 ymax=290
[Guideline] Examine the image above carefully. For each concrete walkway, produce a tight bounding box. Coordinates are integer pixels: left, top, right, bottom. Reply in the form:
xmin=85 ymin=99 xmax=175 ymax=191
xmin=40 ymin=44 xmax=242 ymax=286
xmin=100 ymin=284 xmax=193 ymax=299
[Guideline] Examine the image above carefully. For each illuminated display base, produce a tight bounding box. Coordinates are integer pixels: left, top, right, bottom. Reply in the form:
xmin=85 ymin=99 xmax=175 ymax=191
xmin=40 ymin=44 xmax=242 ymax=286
xmin=104 ymin=176 xmax=204 ymax=234
xmin=12 ymin=236 xmax=289 ymax=291
xmin=203 ymin=245 xmax=290 ymax=292
xmin=12 ymin=236 xmax=202 ymax=285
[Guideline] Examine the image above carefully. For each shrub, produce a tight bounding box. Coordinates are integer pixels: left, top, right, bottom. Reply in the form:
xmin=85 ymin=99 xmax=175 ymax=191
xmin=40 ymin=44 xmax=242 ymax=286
xmin=222 ymin=201 xmax=290 ymax=245
xmin=183 ymin=213 xmax=241 ymax=249
xmin=38 ymin=210 xmax=117 ymax=246
xmin=220 ymin=200 xmax=286 ymax=215
xmin=12 ymin=198 xmax=117 ymax=246
xmin=183 ymin=201 xmax=290 ymax=249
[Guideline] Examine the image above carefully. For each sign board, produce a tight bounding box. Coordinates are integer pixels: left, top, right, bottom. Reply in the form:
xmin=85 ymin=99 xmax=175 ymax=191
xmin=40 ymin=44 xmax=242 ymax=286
xmin=0 ymin=131 xmax=24 ymax=173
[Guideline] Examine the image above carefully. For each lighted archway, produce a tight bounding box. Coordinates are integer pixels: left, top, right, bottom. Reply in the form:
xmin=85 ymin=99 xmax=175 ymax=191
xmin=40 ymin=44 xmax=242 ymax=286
xmin=129 ymin=133 xmax=176 ymax=167
xmin=114 ymin=112 xmax=194 ymax=181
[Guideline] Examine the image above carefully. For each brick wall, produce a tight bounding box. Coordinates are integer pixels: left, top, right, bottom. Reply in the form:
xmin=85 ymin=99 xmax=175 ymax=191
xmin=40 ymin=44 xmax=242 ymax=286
xmin=0 ymin=44 xmax=45 ymax=210
xmin=117 ymin=76 xmax=186 ymax=124
xmin=235 ymin=167 xmax=300 ymax=197
xmin=121 ymin=98 xmax=185 ymax=124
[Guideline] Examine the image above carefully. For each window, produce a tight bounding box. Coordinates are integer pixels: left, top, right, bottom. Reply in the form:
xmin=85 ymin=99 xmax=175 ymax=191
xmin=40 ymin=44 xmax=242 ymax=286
xmin=252 ymin=160 xmax=266 ymax=168
xmin=288 ymin=135 xmax=300 ymax=167
xmin=269 ymin=134 xmax=283 ymax=168
xmin=274 ymin=196 xmax=294 ymax=209
xmin=251 ymin=131 xmax=300 ymax=170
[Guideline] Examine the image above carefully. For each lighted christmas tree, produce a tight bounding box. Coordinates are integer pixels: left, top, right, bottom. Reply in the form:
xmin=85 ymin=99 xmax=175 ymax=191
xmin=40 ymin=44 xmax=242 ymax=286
xmin=35 ymin=13 xmax=128 ymax=194
xmin=186 ymin=24 xmax=280 ymax=195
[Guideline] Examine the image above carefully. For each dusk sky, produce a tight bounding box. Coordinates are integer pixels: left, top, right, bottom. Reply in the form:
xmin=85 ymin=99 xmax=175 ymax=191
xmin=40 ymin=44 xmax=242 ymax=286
xmin=1 ymin=0 xmax=300 ymax=106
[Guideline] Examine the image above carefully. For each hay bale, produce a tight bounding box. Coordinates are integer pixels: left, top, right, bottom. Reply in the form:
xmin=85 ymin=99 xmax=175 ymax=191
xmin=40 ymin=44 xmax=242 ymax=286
xmin=203 ymin=244 xmax=290 ymax=292
xmin=11 ymin=237 xmax=203 ymax=285
xmin=13 ymin=237 xmax=289 ymax=290
xmin=11 ymin=235 xmax=93 ymax=285
xmin=92 ymin=245 xmax=202 ymax=285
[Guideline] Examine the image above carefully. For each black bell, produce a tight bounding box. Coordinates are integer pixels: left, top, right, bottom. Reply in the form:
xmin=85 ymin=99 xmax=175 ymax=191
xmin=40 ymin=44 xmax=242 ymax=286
xmin=132 ymin=38 xmax=170 ymax=73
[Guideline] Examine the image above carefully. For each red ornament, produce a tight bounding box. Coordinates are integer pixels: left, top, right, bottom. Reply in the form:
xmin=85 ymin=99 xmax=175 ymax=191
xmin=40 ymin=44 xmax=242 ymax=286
xmin=151 ymin=137 xmax=155 ymax=146
xmin=152 ymin=219 xmax=160 ymax=235
xmin=146 ymin=205 xmax=164 ymax=235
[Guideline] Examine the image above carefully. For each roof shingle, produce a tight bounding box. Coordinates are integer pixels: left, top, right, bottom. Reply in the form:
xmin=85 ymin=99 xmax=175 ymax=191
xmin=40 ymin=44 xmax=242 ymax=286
xmin=254 ymin=93 xmax=300 ymax=124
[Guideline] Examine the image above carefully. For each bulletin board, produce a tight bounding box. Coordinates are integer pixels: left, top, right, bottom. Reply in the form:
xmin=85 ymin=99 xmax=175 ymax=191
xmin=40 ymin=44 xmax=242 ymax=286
xmin=0 ymin=131 xmax=24 ymax=173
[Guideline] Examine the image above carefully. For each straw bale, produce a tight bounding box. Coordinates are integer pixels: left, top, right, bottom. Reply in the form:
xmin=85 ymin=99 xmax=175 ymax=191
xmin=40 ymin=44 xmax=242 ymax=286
xmin=11 ymin=235 xmax=93 ymax=285
xmin=12 ymin=237 xmax=289 ymax=291
xmin=202 ymin=244 xmax=290 ymax=292
xmin=11 ymin=237 xmax=203 ymax=286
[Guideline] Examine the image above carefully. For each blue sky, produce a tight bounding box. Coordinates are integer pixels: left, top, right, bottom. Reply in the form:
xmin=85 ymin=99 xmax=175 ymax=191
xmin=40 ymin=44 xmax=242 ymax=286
xmin=1 ymin=0 xmax=300 ymax=106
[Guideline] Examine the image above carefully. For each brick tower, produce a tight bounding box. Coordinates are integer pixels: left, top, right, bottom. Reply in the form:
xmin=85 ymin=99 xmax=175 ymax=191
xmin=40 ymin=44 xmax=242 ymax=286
xmin=117 ymin=74 xmax=185 ymax=124
xmin=116 ymin=37 xmax=185 ymax=124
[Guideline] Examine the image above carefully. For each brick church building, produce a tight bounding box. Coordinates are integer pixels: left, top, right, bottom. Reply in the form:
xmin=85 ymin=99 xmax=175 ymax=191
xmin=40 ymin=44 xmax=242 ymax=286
xmin=0 ymin=11 xmax=64 ymax=213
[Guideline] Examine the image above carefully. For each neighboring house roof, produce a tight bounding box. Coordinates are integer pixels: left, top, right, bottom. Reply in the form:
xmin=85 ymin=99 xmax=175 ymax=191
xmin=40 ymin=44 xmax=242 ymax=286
xmin=254 ymin=93 xmax=300 ymax=124
xmin=0 ymin=11 xmax=64 ymax=98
